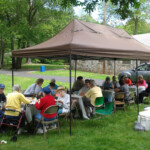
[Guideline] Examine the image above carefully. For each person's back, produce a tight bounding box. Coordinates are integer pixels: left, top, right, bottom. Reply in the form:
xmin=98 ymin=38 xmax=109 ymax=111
xmin=85 ymin=86 xmax=102 ymax=106
xmin=119 ymin=84 xmax=130 ymax=100
xmin=6 ymin=87 xmax=30 ymax=116
xmin=24 ymin=78 xmax=44 ymax=96
xmin=35 ymin=94 xmax=56 ymax=118
xmin=72 ymin=76 xmax=84 ymax=92
xmin=24 ymin=83 xmax=42 ymax=95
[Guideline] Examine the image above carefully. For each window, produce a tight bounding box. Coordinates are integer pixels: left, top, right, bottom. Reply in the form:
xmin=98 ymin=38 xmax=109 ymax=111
xmin=137 ymin=64 xmax=148 ymax=71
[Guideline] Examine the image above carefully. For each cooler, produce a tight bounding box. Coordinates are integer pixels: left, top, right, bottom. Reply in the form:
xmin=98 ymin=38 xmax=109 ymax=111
xmin=138 ymin=111 xmax=150 ymax=131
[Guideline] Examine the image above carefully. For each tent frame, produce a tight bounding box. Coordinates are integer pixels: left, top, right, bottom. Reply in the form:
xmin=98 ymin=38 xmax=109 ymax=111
xmin=11 ymin=55 xmax=140 ymax=136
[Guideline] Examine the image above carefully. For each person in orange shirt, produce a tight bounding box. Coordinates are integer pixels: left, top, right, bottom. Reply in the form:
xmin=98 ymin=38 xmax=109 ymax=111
xmin=124 ymin=76 xmax=132 ymax=86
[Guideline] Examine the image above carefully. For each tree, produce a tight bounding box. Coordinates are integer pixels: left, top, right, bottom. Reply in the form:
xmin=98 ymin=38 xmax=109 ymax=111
xmin=128 ymin=0 xmax=150 ymax=35
xmin=0 ymin=0 xmax=75 ymax=69
xmin=60 ymin=0 xmax=140 ymax=19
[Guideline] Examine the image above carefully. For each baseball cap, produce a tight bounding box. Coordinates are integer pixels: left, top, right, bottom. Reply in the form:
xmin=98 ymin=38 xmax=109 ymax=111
xmin=0 ymin=84 xmax=5 ymax=89
xmin=42 ymin=87 xmax=51 ymax=94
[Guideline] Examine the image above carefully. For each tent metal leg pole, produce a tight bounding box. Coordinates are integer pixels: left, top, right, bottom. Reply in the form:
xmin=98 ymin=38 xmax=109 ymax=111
xmin=12 ymin=57 xmax=14 ymax=90
xmin=69 ymin=54 xmax=72 ymax=136
xmin=74 ymin=59 xmax=77 ymax=82
xmin=136 ymin=59 xmax=139 ymax=114
xmin=114 ymin=58 xmax=116 ymax=76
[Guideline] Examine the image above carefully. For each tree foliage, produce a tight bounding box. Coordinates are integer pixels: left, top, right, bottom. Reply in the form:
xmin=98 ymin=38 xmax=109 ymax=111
xmin=0 ymin=0 xmax=74 ymax=68
xmin=60 ymin=0 xmax=140 ymax=19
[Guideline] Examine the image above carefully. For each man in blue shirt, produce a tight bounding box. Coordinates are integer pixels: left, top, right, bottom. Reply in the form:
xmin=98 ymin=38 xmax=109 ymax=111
xmin=42 ymin=82 xmax=55 ymax=96
xmin=51 ymin=78 xmax=58 ymax=90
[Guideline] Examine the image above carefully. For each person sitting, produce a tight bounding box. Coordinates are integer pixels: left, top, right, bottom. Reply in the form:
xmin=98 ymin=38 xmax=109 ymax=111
xmin=42 ymin=82 xmax=55 ymax=96
xmin=139 ymin=76 xmax=150 ymax=103
xmin=72 ymin=76 xmax=84 ymax=93
xmin=34 ymin=87 xmax=57 ymax=134
xmin=72 ymin=79 xmax=91 ymax=119
xmin=115 ymin=79 xmax=131 ymax=101
xmin=112 ymin=76 xmax=120 ymax=88
xmin=56 ymin=87 xmax=70 ymax=115
xmin=102 ymin=76 xmax=114 ymax=90
xmin=0 ymin=84 xmax=6 ymax=119
xmin=124 ymin=76 xmax=132 ymax=86
xmin=51 ymin=78 xmax=58 ymax=90
xmin=138 ymin=75 xmax=147 ymax=89
xmin=5 ymin=85 xmax=30 ymax=133
xmin=24 ymin=78 xmax=44 ymax=97
xmin=82 ymin=80 xmax=103 ymax=117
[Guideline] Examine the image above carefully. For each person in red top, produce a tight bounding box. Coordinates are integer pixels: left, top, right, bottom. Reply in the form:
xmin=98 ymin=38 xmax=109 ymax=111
xmin=34 ymin=87 xmax=57 ymax=134
xmin=124 ymin=76 xmax=132 ymax=86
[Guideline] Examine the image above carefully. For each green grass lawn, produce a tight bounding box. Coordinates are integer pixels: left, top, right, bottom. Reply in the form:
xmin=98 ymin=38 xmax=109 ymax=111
xmin=22 ymin=64 xmax=66 ymax=70
xmin=0 ymin=74 xmax=149 ymax=150
xmin=33 ymin=70 xmax=112 ymax=80
xmin=0 ymin=74 xmax=69 ymax=94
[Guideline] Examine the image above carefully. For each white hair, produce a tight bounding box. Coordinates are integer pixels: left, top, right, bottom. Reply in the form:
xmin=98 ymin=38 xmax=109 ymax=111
xmin=90 ymin=80 xmax=96 ymax=86
xmin=13 ymin=84 xmax=21 ymax=91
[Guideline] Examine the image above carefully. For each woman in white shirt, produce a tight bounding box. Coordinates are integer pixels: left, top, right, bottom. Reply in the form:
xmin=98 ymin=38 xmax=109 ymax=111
xmin=56 ymin=87 xmax=70 ymax=115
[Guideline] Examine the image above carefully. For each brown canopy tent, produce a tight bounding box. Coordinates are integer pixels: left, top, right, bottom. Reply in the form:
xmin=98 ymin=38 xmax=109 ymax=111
xmin=12 ymin=19 xmax=150 ymax=136
xmin=13 ymin=19 xmax=150 ymax=59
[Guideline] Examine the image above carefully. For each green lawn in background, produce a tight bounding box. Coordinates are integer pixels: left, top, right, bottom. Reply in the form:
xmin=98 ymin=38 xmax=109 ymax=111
xmin=33 ymin=70 xmax=113 ymax=80
xmin=22 ymin=64 xmax=66 ymax=70
xmin=0 ymin=74 xmax=149 ymax=150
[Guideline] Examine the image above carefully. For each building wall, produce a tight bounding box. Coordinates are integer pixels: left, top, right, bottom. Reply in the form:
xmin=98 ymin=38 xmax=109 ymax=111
xmin=72 ymin=60 xmax=142 ymax=75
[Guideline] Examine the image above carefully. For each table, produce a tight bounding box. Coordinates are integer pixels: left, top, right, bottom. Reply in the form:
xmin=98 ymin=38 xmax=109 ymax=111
xmin=129 ymin=85 xmax=145 ymax=95
xmin=71 ymin=94 xmax=89 ymax=119
xmin=25 ymin=97 xmax=40 ymax=123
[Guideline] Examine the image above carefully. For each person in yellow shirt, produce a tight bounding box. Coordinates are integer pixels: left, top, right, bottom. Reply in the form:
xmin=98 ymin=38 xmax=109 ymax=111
xmin=81 ymin=80 xmax=103 ymax=117
xmin=5 ymin=85 xmax=30 ymax=133
xmin=5 ymin=85 xmax=30 ymax=116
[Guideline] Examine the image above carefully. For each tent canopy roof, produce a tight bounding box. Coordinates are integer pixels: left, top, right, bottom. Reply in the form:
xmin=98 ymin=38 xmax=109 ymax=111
xmin=12 ymin=19 xmax=150 ymax=60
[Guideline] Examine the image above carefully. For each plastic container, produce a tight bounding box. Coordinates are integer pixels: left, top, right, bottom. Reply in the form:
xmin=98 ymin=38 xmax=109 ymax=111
xmin=40 ymin=66 xmax=45 ymax=72
xmin=138 ymin=111 xmax=150 ymax=131
xmin=144 ymin=107 xmax=150 ymax=111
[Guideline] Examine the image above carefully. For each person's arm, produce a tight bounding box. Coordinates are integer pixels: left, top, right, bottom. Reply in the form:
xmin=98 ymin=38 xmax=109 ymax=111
xmin=111 ymin=83 xmax=114 ymax=89
xmin=35 ymin=98 xmax=43 ymax=110
xmin=85 ymin=90 xmax=91 ymax=98
xmin=115 ymin=88 xmax=120 ymax=92
xmin=19 ymin=93 xmax=30 ymax=104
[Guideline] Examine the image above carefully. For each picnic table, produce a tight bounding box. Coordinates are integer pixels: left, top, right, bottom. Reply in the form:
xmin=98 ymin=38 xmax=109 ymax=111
xmin=24 ymin=97 xmax=40 ymax=123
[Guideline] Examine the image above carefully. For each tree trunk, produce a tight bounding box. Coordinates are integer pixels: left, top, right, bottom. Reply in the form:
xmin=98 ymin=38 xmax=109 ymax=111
xmin=0 ymin=38 xmax=5 ymax=68
xmin=26 ymin=41 xmax=32 ymax=64
xmin=134 ymin=18 xmax=138 ymax=35
xmin=103 ymin=0 xmax=107 ymax=74
xmin=103 ymin=0 xmax=107 ymax=25
xmin=11 ymin=37 xmax=15 ymax=70
xmin=15 ymin=39 xmax=24 ymax=69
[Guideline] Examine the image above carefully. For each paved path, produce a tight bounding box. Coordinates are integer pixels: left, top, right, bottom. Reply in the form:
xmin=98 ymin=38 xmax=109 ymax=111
xmin=0 ymin=70 xmax=104 ymax=85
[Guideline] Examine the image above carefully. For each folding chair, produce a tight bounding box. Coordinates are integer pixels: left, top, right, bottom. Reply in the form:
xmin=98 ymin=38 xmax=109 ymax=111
xmin=126 ymin=92 xmax=136 ymax=109
xmin=114 ymin=92 xmax=126 ymax=112
xmin=0 ymin=108 xmax=25 ymax=142
xmin=35 ymin=105 xmax=60 ymax=139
